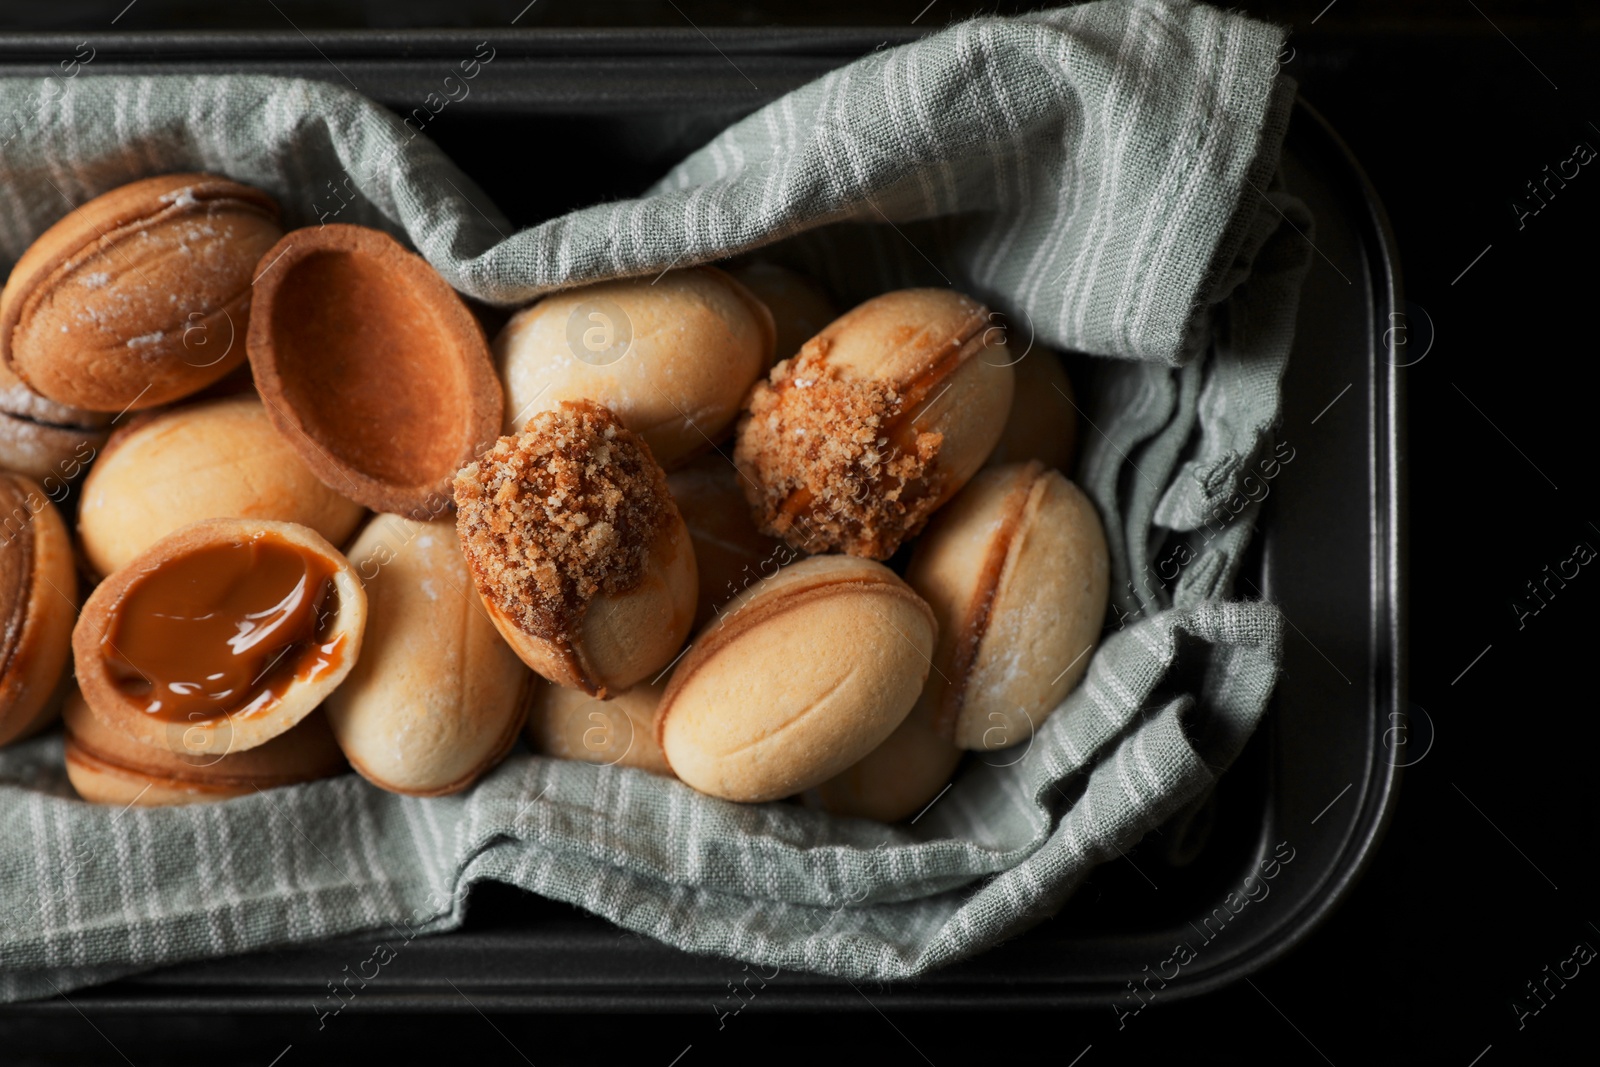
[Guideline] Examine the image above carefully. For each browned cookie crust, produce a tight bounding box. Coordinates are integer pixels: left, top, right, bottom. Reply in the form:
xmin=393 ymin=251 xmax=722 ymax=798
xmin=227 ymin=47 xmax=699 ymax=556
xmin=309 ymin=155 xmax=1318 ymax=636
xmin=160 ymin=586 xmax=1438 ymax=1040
xmin=734 ymin=340 xmax=944 ymax=559
xmin=454 ymin=400 xmax=674 ymax=642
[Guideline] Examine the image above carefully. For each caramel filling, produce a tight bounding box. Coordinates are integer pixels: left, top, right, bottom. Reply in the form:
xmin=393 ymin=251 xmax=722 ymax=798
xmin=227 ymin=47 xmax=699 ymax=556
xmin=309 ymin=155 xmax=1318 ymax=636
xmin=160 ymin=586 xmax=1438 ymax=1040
xmin=102 ymin=535 xmax=343 ymax=722
xmin=936 ymin=463 xmax=1040 ymax=739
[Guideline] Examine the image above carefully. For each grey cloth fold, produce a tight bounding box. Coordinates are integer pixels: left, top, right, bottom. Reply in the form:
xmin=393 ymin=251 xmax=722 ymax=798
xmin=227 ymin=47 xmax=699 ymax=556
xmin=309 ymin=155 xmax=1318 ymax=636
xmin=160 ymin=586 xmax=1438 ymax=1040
xmin=0 ymin=0 xmax=1309 ymax=1001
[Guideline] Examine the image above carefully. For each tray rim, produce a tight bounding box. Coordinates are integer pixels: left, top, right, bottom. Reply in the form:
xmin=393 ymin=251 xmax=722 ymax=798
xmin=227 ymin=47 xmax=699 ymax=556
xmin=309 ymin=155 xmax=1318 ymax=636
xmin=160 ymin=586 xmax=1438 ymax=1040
xmin=0 ymin=30 xmax=1405 ymax=1014
xmin=1158 ymin=95 xmax=1407 ymax=1000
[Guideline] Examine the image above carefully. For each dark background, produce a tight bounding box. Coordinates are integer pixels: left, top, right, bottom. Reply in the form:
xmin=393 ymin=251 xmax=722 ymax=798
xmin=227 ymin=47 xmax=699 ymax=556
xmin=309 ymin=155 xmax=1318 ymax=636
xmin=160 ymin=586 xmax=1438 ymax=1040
xmin=2 ymin=2 xmax=1596 ymax=1064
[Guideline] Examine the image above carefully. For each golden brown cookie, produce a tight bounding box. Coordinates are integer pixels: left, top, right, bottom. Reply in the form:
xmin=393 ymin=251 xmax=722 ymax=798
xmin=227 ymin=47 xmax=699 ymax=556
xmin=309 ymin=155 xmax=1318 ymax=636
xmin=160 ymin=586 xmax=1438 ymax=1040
xmin=984 ymin=349 xmax=1079 ymax=474
xmin=727 ymin=262 xmax=837 ymax=369
xmin=454 ymin=400 xmax=697 ymax=697
xmin=78 ymin=396 xmax=366 ymax=576
xmin=527 ymin=680 xmax=672 ymax=776
xmin=325 ymin=514 xmax=532 ymax=796
xmin=0 ymin=474 xmax=76 ymax=747
xmin=734 ymin=288 xmax=1014 ymax=559
xmin=495 ymin=268 xmax=773 ymax=467
xmin=906 ymin=461 xmax=1109 ymax=751
xmin=658 ymin=555 xmax=935 ymax=803
xmin=0 ymin=173 xmax=282 ymax=411
xmin=665 ymin=454 xmax=794 ymax=632
xmin=63 ymin=686 xmax=347 ymax=806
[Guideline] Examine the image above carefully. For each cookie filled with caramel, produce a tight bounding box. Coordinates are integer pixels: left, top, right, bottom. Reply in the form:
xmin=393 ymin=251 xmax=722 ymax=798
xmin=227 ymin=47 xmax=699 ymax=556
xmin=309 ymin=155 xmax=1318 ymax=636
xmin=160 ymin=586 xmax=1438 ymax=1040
xmin=734 ymin=288 xmax=1014 ymax=559
xmin=0 ymin=359 xmax=109 ymax=485
xmin=326 ymin=514 xmax=532 ymax=797
xmin=0 ymin=474 xmax=77 ymax=748
xmin=454 ymin=400 xmax=697 ymax=697
xmin=905 ymin=461 xmax=1108 ymax=751
xmin=0 ymin=173 xmax=284 ymax=412
xmin=494 ymin=268 xmax=772 ymax=468
xmin=73 ymin=518 xmax=367 ymax=755
xmin=63 ymin=686 xmax=348 ymax=807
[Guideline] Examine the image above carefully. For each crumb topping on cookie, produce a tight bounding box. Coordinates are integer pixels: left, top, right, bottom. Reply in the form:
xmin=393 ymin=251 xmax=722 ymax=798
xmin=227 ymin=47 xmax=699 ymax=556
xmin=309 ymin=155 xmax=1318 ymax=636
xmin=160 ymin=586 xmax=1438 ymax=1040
xmin=733 ymin=341 xmax=943 ymax=559
xmin=454 ymin=400 xmax=672 ymax=639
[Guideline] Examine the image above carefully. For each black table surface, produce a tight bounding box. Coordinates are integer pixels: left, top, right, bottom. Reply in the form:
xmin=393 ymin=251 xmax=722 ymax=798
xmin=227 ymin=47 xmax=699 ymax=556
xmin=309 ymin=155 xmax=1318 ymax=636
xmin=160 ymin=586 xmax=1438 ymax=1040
xmin=1 ymin=3 xmax=1595 ymax=1064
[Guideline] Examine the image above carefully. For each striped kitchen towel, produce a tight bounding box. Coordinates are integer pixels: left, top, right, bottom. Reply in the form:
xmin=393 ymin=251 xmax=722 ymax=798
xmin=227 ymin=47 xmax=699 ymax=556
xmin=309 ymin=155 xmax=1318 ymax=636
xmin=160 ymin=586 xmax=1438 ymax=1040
xmin=0 ymin=0 xmax=1310 ymax=1000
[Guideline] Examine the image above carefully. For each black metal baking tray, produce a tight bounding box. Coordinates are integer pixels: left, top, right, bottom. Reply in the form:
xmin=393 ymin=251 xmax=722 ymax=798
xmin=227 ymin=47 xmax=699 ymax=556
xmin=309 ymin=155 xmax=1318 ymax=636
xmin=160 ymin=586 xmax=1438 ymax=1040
xmin=0 ymin=29 xmax=1404 ymax=1013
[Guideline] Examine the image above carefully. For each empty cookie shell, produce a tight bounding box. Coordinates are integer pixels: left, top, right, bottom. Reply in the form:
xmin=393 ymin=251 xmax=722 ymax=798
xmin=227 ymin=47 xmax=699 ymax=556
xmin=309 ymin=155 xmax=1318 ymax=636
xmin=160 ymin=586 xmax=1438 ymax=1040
xmin=454 ymin=400 xmax=697 ymax=698
xmin=247 ymin=223 xmax=504 ymax=518
xmin=73 ymin=518 xmax=368 ymax=756
xmin=0 ymin=475 xmax=77 ymax=748
xmin=658 ymin=555 xmax=936 ymax=804
xmin=734 ymin=288 xmax=1014 ymax=559
xmin=984 ymin=349 xmax=1079 ymax=474
xmin=0 ymin=173 xmax=283 ymax=412
xmin=905 ymin=461 xmax=1109 ymax=751
xmin=527 ymin=680 xmax=672 ymax=776
xmin=324 ymin=514 xmax=532 ymax=797
xmin=62 ymin=686 xmax=347 ymax=807
xmin=78 ymin=395 xmax=366 ymax=577
xmin=494 ymin=267 xmax=774 ymax=467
